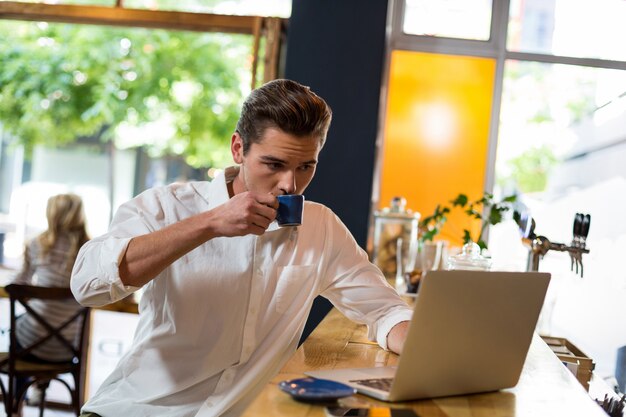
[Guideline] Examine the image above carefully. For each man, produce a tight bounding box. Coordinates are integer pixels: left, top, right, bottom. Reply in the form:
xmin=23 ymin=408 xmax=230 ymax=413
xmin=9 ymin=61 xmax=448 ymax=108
xmin=71 ymin=79 xmax=412 ymax=417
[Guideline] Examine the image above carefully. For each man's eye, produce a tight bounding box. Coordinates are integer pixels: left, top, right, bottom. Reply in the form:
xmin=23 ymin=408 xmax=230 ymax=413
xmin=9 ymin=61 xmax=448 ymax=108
xmin=299 ymin=165 xmax=313 ymax=171
xmin=267 ymin=163 xmax=283 ymax=170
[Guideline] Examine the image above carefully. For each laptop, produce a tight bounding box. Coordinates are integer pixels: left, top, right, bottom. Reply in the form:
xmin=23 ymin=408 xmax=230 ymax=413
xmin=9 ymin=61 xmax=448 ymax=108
xmin=306 ymin=270 xmax=550 ymax=401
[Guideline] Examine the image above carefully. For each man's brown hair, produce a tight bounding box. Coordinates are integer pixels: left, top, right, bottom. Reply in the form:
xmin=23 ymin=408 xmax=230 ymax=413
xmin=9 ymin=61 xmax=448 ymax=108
xmin=236 ymin=79 xmax=332 ymax=154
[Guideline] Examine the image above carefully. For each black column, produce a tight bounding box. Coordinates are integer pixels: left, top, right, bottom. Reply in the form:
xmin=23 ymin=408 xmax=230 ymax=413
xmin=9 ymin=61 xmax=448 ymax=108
xmin=285 ymin=0 xmax=389 ymax=343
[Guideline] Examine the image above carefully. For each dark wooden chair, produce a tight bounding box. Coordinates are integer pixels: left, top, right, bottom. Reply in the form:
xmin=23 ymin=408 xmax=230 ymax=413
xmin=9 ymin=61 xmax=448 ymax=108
xmin=0 ymin=284 xmax=91 ymax=417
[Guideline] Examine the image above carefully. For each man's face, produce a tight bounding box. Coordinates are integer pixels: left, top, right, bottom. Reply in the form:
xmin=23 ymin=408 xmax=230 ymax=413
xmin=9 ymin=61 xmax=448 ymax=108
xmin=231 ymin=127 xmax=322 ymax=196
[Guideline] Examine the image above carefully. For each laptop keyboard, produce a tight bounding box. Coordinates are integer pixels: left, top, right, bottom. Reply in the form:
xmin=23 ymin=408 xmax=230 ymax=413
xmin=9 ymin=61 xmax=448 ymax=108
xmin=349 ymin=378 xmax=393 ymax=392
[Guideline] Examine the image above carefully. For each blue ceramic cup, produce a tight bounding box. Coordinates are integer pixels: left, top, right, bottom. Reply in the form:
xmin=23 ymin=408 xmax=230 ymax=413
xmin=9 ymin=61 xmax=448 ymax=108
xmin=276 ymin=195 xmax=305 ymax=227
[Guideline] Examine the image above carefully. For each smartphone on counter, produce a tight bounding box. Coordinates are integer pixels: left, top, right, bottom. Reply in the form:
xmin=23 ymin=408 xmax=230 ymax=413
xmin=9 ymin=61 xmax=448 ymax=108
xmin=325 ymin=407 xmax=420 ymax=417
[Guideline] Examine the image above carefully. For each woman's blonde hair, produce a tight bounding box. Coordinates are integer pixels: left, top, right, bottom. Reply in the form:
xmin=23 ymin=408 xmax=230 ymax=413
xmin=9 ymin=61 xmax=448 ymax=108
xmin=37 ymin=193 xmax=90 ymax=271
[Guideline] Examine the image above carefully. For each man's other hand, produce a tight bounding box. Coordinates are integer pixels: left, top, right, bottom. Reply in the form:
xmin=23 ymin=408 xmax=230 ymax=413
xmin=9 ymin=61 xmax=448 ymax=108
xmin=387 ymin=321 xmax=410 ymax=355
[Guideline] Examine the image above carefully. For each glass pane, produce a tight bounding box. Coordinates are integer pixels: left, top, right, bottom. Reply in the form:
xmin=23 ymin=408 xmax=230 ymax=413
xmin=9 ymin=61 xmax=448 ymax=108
xmin=403 ymin=0 xmax=493 ymax=41
xmin=0 ymin=20 xmax=252 ymax=169
xmin=492 ymin=60 xmax=626 ymax=380
xmin=508 ymin=0 xmax=626 ymax=61
xmin=123 ymin=0 xmax=291 ymax=17
xmin=0 ymin=19 xmax=254 ymax=264
xmin=380 ymin=51 xmax=496 ymax=247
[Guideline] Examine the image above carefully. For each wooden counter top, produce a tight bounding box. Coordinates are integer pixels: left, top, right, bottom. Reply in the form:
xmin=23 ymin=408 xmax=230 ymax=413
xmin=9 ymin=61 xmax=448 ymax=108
xmin=242 ymin=308 xmax=606 ymax=417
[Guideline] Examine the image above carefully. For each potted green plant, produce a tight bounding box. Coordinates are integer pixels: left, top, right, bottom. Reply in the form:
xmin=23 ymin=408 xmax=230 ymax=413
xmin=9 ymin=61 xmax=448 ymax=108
xmin=418 ymin=192 xmax=517 ymax=250
xmin=405 ymin=192 xmax=517 ymax=290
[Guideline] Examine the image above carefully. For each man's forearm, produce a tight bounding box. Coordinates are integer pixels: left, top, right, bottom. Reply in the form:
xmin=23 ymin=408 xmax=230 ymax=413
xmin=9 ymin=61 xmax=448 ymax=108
xmin=119 ymin=211 xmax=217 ymax=287
xmin=119 ymin=190 xmax=278 ymax=287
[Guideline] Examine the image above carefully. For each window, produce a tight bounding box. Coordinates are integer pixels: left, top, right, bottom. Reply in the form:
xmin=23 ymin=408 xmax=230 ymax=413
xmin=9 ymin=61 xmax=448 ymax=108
xmin=0 ymin=2 xmax=285 ymax=264
xmin=497 ymin=62 xmax=626 ymax=197
xmin=382 ymin=0 xmax=626 ymax=386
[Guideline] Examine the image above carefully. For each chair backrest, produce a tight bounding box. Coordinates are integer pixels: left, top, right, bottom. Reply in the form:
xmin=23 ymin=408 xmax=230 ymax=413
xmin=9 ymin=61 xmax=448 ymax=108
xmin=1 ymin=284 xmax=91 ymax=415
xmin=3 ymin=284 xmax=90 ymax=366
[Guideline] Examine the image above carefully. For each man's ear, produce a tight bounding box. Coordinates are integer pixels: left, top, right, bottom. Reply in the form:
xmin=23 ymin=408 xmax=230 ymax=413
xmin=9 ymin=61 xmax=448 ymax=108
xmin=231 ymin=132 xmax=244 ymax=164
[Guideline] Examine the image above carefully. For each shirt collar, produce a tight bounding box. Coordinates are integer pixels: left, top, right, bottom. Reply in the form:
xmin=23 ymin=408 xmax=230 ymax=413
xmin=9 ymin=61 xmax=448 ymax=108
xmin=207 ymin=166 xmax=238 ymax=210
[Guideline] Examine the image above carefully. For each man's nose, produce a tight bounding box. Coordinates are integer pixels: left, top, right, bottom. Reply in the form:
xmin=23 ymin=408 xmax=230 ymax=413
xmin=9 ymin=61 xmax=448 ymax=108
xmin=278 ymin=170 xmax=297 ymax=195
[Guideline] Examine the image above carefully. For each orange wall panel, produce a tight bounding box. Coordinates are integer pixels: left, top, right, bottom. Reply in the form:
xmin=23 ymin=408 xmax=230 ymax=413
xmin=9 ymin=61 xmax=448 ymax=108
xmin=380 ymin=51 xmax=496 ymax=245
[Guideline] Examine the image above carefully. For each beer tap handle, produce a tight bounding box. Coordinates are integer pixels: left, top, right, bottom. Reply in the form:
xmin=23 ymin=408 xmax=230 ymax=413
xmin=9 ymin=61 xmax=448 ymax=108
xmin=581 ymin=214 xmax=591 ymax=242
xmin=573 ymin=213 xmax=583 ymax=242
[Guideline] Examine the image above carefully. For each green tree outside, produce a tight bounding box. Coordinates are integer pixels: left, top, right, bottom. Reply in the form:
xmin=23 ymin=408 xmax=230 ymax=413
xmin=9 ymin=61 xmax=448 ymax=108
xmin=0 ymin=20 xmax=252 ymax=168
xmin=504 ymin=145 xmax=558 ymax=193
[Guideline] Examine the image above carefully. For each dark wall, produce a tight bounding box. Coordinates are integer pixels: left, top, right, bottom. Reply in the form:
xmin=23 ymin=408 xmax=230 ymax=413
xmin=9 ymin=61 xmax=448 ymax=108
xmin=285 ymin=0 xmax=388 ymax=246
xmin=284 ymin=0 xmax=389 ymax=343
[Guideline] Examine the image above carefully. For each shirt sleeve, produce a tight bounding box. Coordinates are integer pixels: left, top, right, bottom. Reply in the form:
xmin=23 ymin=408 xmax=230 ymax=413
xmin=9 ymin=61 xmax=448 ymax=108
xmin=70 ymin=188 xmax=167 ymax=307
xmin=318 ymin=209 xmax=413 ymax=350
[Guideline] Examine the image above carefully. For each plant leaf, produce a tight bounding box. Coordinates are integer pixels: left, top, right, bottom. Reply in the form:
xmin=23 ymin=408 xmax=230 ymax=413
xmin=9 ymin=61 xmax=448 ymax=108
xmin=422 ymin=229 xmax=437 ymax=242
xmin=488 ymin=209 xmax=503 ymax=225
xmin=462 ymin=229 xmax=472 ymax=244
xmin=451 ymin=194 xmax=468 ymax=207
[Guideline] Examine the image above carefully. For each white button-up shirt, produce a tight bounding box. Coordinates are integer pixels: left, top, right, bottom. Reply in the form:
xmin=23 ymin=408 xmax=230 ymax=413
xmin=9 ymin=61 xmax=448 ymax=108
xmin=71 ymin=167 xmax=413 ymax=417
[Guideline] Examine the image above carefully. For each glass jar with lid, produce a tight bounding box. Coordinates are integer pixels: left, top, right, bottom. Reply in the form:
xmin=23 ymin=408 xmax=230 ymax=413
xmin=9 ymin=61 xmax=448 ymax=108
xmin=447 ymin=241 xmax=492 ymax=271
xmin=372 ymin=197 xmax=420 ymax=285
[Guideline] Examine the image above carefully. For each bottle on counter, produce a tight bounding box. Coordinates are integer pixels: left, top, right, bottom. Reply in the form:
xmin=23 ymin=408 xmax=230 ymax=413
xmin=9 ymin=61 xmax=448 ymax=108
xmin=372 ymin=197 xmax=420 ymax=290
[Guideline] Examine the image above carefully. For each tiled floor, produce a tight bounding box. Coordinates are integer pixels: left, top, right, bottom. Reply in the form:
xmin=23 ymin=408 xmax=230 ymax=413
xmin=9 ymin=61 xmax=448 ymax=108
xmin=0 ymin=380 xmax=78 ymax=417
xmin=1 ymin=405 xmax=75 ymax=417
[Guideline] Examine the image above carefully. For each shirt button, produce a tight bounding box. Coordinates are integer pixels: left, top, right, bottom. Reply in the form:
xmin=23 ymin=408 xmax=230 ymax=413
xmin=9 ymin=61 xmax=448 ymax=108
xmin=256 ymin=267 xmax=262 ymax=275
xmin=250 ymin=306 xmax=257 ymax=315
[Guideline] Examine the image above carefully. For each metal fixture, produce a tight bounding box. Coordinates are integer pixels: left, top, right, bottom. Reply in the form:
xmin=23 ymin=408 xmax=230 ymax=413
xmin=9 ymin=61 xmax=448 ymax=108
xmin=518 ymin=212 xmax=591 ymax=277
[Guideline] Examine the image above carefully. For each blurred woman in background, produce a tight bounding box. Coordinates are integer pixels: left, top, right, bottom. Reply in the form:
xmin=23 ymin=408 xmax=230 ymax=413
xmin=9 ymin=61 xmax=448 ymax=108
xmin=12 ymin=193 xmax=89 ymax=362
